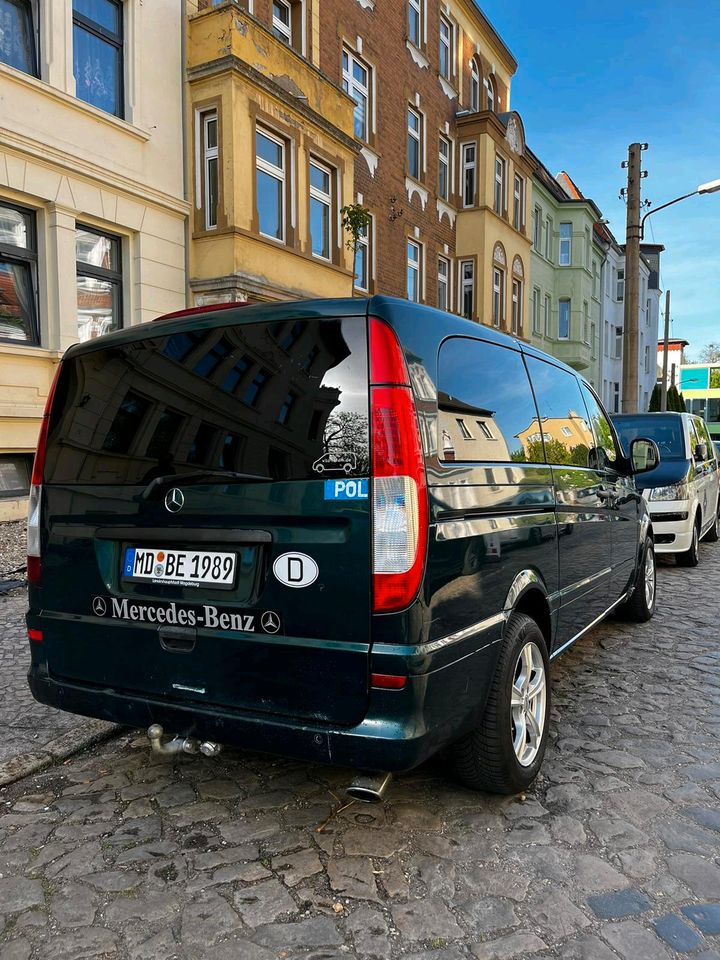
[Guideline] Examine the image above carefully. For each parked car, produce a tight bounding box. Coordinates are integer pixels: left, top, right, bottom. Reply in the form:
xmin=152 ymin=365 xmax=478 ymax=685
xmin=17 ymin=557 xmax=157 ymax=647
xmin=26 ymin=296 xmax=659 ymax=796
xmin=613 ymin=412 xmax=720 ymax=566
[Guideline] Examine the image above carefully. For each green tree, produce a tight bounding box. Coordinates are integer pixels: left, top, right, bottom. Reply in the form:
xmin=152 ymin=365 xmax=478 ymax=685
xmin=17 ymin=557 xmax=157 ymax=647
xmin=667 ymin=384 xmax=684 ymax=412
xmin=648 ymin=384 xmax=661 ymax=412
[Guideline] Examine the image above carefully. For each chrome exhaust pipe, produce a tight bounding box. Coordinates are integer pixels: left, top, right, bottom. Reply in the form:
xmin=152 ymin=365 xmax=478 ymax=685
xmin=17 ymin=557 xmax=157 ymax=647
xmin=346 ymin=772 xmax=392 ymax=803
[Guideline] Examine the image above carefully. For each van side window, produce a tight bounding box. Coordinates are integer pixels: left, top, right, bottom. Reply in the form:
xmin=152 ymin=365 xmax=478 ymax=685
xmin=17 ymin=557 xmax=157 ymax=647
xmin=438 ymin=338 xmax=544 ymax=463
xmin=524 ymin=357 xmax=595 ymax=467
xmin=579 ymin=383 xmax=618 ymax=468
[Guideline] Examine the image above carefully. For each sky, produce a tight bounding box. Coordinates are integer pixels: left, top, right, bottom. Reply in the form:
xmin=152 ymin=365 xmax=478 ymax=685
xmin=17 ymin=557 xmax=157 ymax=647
xmin=477 ymin=0 xmax=720 ymax=358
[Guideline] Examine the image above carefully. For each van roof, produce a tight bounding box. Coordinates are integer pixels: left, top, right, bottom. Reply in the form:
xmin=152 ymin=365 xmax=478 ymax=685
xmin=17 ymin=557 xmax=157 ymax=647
xmin=61 ymin=295 xmax=583 ymax=382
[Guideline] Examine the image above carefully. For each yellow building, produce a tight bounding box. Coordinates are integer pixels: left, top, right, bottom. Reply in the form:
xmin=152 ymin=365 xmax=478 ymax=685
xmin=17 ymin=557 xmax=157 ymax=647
xmin=187 ymin=2 xmax=359 ymax=305
xmin=0 ymin=0 xmax=188 ymax=520
xmin=455 ymin=110 xmax=534 ymax=339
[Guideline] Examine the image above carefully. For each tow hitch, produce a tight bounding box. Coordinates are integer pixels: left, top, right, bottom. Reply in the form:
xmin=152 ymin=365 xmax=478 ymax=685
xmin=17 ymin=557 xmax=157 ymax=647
xmin=147 ymin=723 xmax=222 ymax=758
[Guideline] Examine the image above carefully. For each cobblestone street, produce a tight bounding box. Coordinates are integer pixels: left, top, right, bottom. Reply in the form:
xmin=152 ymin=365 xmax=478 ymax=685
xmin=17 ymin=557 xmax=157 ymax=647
xmin=1 ymin=546 xmax=720 ymax=960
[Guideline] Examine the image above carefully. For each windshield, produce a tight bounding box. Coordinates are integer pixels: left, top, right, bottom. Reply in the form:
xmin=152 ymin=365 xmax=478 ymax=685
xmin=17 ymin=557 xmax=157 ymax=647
xmin=44 ymin=316 xmax=369 ymax=484
xmin=613 ymin=415 xmax=687 ymax=460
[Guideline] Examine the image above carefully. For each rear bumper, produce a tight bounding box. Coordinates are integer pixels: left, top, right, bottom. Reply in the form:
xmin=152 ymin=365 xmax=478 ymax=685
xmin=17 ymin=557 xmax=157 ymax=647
xmin=28 ymin=633 xmax=502 ymax=773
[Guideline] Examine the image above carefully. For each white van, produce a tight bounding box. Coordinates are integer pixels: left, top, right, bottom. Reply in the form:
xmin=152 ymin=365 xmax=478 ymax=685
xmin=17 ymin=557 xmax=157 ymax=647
xmin=614 ymin=412 xmax=720 ymax=566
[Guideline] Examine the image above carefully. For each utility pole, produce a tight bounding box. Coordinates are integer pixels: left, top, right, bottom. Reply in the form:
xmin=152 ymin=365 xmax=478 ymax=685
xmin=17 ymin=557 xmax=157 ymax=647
xmin=621 ymin=143 xmax=647 ymax=413
xmin=660 ymin=289 xmax=671 ymax=412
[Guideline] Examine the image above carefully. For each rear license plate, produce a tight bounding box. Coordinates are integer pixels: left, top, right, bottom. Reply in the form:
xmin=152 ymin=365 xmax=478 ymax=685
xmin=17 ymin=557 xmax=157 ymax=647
xmin=123 ymin=547 xmax=236 ymax=589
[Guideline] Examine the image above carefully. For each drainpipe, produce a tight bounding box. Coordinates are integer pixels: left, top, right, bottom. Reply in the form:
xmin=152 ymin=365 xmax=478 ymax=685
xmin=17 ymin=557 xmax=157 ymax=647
xmin=181 ymin=0 xmax=191 ymax=307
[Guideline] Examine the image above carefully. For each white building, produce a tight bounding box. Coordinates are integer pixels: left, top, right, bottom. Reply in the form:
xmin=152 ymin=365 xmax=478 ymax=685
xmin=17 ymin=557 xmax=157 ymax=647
xmin=0 ymin=0 xmax=189 ymax=520
xmin=597 ymin=229 xmax=663 ymax=413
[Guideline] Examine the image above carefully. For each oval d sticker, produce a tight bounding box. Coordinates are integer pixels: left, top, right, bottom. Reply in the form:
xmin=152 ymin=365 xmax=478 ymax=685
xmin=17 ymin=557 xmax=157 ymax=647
xmin=272 ymin=552 xmax=319 ymax=589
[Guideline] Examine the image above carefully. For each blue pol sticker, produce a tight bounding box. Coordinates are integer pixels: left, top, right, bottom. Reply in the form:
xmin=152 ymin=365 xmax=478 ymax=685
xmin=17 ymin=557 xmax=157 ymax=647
xmin=324 ymin=478 xmax=369 ymax=500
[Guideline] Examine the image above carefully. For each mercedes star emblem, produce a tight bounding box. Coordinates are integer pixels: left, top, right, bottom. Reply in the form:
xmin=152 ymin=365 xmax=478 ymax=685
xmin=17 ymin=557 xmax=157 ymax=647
xmin=165 ymin=488 xmax=184 ymax=513
xmin=92 ymin=596 xmax=107 ymax=617
xmin=261 ymin=611 xmax=281 ymax=634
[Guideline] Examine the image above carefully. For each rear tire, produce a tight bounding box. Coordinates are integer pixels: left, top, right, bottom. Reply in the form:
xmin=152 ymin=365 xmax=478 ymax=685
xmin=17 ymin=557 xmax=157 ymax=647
xmin=619 ymin=537 xmax=656 ymax=622
xmin=703 ymin=502 xmax=719 ymax=542
xmin=449 ymin=613 xmax=550 ymax=795
xmin=677 ymin=517 xmax=700 ymax=566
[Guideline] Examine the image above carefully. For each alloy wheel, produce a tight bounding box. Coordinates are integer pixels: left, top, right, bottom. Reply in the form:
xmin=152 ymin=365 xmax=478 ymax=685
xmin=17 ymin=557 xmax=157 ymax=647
xmin=644 ymin=545 xmax=655 ymax=609
xmin=510 ymin=641 xmax=547 ymax=767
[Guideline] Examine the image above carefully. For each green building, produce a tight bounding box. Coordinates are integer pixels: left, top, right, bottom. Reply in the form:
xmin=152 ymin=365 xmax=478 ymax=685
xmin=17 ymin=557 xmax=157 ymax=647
xmin=528 ymin=162 xmax=605 ymax=390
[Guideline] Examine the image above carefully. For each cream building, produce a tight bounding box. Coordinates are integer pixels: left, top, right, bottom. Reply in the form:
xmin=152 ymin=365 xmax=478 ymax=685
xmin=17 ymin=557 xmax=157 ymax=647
xmin=0 ymin=0 xmax=189 ymax=519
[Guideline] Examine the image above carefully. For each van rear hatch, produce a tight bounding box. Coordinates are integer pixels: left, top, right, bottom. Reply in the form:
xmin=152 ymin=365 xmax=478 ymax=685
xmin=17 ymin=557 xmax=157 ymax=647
xmin=37 ymin=311 xmax=371 ymax=726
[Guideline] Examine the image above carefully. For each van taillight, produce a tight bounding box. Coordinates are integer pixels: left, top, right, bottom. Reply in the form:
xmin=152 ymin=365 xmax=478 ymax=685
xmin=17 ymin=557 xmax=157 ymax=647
xmin=27 ymin=362 xmax=63 ymax=587
xmin=370 ymin=317 xmax=428 ymax=614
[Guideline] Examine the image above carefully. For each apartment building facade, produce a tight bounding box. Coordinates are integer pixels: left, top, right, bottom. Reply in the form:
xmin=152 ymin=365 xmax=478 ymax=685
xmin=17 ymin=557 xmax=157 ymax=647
xmin=0 ymin=0 xmax=188 ymax=519
xmin=191 ymin=0 xmax=535 ymax=340
xmin=528 ymin=164 xmax=604 ymax=389
xmin=596 ymin=236 xmax=662 ymax=413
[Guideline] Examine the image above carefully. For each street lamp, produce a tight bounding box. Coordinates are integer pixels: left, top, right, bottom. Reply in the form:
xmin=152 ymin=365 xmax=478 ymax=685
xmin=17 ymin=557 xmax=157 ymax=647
xmin=648 ymin=177 xmax=720 ymax=411
xmin=641 ymin=178 xmax=720 ymax=238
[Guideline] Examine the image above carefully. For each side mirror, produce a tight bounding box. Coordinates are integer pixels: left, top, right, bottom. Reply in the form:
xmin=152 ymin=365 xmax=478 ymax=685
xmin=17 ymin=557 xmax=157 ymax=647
xmin=630 ymin=438 xmax=660 ymax=474
xmin=695 ymin=442 xmax=708 ymax=462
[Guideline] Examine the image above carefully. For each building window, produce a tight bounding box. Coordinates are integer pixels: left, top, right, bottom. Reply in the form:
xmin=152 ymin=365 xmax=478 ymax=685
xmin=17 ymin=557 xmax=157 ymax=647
xmin=243 ymin=369 xmax=270 ymax=407
xmin=438 ymin=135 xmax=450 ymax=201
xmin=256 ymin=127 xmax=286 ymax=242
xmin=0 ymin=202 xmax=38 ymax=345
xmin=592 ymin=259 xmax=598 ymax=297
xmin=614 ymin=325 xmax=622 ymax=359
xmin=461 ymin=142 xmax=476 ymax=208
xmin=278 ymin=391 xmax=297 ymax=426
xmin=558 ymin=298 xmax=570 ymax=339
xmin=613 ymin=381 xmax=620 ymax=413
xmin=271 ymin=0 xmax=291 ymax=43
xmin=354 ymin=216 xmax=371 ymax=292
xmin=439 ymin=14 xmax=453 ymax=81
xmin=545 ymin=216 xmax=553 ymax=260
xmin=309 ymin=158 xmax=332 ymax=261
xmin=470 ymin=58 xmax=480 ymax=111
xmin=585 ymin=226 xmax=591 ymax=269
xmin=407 ymin=239 xmax=421 ymax=302
xmin=438 ymin=256 xmax=450 ymax=311
xmin=616 ymin=268 xmax=625 ymax=301
xmin=559 ymin=222 xmax=572 ymax=266
xmin=511 ymin=278 xmax=522 ymax=335
xmin=76 ymin=225 xmax=122 ymax=342
xmin=513 ymin=174 xmax=524 ymax=231
xmin=460 ymin=259 xmax=474 ymax=319
xmin=591 ymin=321 xmax=597 ymax=359
xmin=342 ymin=48 xmax=370 ymax=142
xmin=407 ymin=106 xmax=422 ymax=180
xmin=72 ymin=0 xmax=123 ymax=118
xmin=484 ymin=73 xmax=496 ymax=111
xmin=532 ymin=205 xmax=542 ymax=250
xmin=200 ymin=110 xmax=219 ymax=230
xmin=645 ymin=344 xmax=651 ymax=374
xmin=583 ymin=300 xmax=589 ymax=342
xmin=532 ymin=287 xmax=540 ymax=334
xmin=0 ymin=0 xmax=38 ymax=76
xmin=544 ymin=293 xmax=551 ymax=336
xmin=456 ymin=418 xmax=473 ymax=440
xmin=494 ymin=154 xmax=506 ymax=215
xmin=492 ymin=267 xmax=504 ymax=328
xmin=408 ymin=0 xmax=425 ymax=48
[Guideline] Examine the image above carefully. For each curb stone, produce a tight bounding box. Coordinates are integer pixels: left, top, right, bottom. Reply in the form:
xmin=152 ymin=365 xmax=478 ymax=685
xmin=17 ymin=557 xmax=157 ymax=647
xmin=0 ymin=718 xmax=122 ymax=788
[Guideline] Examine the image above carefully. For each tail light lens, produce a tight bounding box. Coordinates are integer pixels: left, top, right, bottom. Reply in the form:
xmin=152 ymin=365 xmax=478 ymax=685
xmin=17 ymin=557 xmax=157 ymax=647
xmin=370 ymin=318 xmax=428 ymax=613
xmin=27 ymin=362 xmax=63 ymax=587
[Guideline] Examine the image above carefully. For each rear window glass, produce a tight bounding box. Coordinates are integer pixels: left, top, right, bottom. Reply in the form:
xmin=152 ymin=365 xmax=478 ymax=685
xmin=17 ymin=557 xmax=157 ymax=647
xmin=613 ymin=415 xmax=686 ymax=460
xmin=44 ymin=316 xmax=369 ymax=484
xmin=437 ymin=338 xmax=544 ymax=463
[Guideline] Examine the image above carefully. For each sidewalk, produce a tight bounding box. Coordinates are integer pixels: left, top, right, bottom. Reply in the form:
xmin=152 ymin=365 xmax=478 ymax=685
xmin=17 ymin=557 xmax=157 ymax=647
xmin=0 ymin=522 xmax=119 ymax=785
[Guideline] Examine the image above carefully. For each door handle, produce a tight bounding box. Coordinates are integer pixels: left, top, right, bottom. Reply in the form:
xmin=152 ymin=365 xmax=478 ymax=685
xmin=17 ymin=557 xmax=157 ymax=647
xmin=597 ymin=486 xmax=617 ymax=506
xmin=159 ymin=626 xmax=197 ymax=654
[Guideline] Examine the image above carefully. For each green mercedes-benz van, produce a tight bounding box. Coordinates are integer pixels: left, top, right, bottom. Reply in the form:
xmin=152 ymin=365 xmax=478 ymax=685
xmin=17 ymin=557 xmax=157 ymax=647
xmin=27 ymin=296 xmax=659 ymax=795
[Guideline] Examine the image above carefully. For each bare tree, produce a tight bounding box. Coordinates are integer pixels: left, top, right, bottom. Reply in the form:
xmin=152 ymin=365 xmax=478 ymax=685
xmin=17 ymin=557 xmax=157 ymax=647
xmin=324 ymin=411 xmax=370 ymax=472
xmin=696 ymin=342 xmax=720 ymax=363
